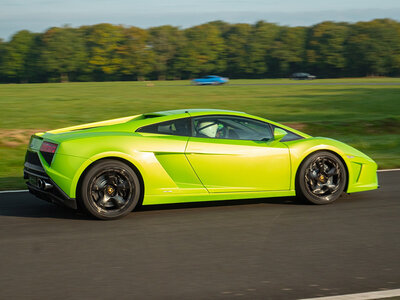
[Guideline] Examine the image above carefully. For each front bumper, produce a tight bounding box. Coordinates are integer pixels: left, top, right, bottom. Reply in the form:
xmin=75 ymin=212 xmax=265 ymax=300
xmin=346 ymin=157 xmax=379 ymax=193
xmin=24 ymin=152 xmax=77 ymax=209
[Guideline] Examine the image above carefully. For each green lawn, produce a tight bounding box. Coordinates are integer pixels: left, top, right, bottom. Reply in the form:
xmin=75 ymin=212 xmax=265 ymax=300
xmin=1 ymin=78 xmax=399 ymax=190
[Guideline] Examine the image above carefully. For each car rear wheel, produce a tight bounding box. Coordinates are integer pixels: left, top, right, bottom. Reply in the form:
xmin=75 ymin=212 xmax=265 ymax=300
xmin=296 ymin=151 xmax=346 ymax=205
xmin=79 ymin=159 xmax=141 ymax=220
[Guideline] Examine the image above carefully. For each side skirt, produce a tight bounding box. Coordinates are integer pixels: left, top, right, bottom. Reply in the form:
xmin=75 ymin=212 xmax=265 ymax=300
xmin=143 ymin=190 xmax=296 ymax=205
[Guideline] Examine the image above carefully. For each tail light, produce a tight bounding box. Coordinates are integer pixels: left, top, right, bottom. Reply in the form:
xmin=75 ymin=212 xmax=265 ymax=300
xmin=40 ymin=141 xmax=58 ymax=165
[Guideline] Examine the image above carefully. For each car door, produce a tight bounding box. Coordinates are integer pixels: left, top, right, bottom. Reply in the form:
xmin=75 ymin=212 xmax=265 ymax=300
xmin=185 ymin=115 xmax=291 ymax=193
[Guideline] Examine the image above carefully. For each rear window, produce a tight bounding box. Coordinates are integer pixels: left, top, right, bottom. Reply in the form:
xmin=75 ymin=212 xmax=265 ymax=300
xmin=136 ymin=118 xmax=190 ymax=136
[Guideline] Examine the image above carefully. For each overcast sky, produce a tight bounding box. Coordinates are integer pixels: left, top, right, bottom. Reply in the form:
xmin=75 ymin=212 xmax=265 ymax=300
xmin=1 ymin=0 xmax=400 ymax=40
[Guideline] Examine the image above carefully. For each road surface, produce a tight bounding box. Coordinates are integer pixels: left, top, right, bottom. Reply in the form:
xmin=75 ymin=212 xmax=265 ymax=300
xmin=0 ymin=171 xmax=399 ymax=299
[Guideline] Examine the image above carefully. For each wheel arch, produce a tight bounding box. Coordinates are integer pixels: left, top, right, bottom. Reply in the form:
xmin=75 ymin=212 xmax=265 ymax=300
xmin=295 ymin=149 xmax=349 ymax=193
xmin=75 ymin=156 xmax=145 ymax=208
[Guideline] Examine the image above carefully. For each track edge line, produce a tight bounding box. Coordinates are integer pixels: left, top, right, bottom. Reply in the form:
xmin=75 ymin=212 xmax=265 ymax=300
xmin=299 ymin=288 xmax=400 ymax=300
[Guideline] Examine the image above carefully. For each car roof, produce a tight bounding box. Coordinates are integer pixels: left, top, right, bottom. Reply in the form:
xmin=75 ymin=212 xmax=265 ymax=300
xmin=143 ymin=108 xmax=244 ymax=117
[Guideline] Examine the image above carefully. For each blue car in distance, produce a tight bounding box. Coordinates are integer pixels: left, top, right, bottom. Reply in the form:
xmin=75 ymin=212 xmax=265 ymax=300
xmin=192 ymin=75 xmax=229 ymax=85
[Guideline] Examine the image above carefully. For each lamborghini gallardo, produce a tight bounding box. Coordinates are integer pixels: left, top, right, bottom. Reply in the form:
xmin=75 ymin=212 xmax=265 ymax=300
xmin=24 ymin=109 xmax=378 ymax=219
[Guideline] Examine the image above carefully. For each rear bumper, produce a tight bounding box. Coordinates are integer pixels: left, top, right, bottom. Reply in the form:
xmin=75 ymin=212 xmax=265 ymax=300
xmin=24 ymin=166 xmax=77 ymax=210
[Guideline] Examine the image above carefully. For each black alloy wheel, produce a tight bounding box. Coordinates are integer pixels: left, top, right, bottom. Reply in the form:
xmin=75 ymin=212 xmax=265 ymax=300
xmin=296 ymin=151 xmax=346 ymax=204
xmin=79 ymin=159 xmax=141 ymax=220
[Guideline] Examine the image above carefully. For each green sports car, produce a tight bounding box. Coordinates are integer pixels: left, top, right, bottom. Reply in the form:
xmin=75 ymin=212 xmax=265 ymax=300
xmin=24 ymin=109 xmax=378 ymax=220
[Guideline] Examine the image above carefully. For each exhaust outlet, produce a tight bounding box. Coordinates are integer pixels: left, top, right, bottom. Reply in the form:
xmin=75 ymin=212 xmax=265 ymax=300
xmin=37 ymin=179 xmax=44 ymax=190
xmin=37 ymin=179 xmax=53 ymax=190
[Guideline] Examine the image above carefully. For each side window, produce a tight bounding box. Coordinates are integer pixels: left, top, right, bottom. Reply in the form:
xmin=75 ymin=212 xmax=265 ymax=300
xmin=136 ymin=118 xmax=190 ymax=136
xmin=192 ymin=116 xmax=273 ymax=141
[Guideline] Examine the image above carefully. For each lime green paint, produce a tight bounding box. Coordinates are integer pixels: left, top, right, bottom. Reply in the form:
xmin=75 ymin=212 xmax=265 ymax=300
xmin=153 ymin=153 xmax=204 ymax=190
xmin=186 ymin=137 xmax=290 ymax=193
xmin=273 ymin=127 xmax=288 ymax=141
xmin=27 ymin=109 xmax=378 ymax=205
xmin=46 ymin=115 xmax=140 ymax=134
xmin=143 ymin=190 xmax=296 ymax=205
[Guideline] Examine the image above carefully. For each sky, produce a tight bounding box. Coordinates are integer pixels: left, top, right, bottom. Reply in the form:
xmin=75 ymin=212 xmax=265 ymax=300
xmin=1 ymin=0 xmax=400 ymax=40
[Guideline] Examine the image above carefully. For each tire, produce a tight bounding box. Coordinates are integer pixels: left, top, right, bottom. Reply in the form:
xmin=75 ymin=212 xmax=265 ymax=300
xmin=79 ymin=159 xmax=141 ymax=220
xmin=296 ymin=151 xmax=347 ymax=205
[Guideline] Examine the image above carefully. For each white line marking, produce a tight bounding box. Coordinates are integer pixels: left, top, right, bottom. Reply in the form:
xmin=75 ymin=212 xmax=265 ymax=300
xmin=0 ymin=189 xmax=28 ymax=194
xmin=300 ymin=288 xmax=400 ymax=300
xmin=377 ymin=168 xmax=400 ymax=172
xmin=0 ymin=169 xmax=399 ymax=194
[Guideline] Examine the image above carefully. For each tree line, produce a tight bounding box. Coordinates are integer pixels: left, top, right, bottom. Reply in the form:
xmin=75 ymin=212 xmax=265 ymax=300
xmin=0 ymin=18 xmax=400 ymax=83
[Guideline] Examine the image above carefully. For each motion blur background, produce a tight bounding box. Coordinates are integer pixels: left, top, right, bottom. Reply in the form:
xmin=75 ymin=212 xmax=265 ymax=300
xmin=0 ymin=0 xmax=399 ymax=189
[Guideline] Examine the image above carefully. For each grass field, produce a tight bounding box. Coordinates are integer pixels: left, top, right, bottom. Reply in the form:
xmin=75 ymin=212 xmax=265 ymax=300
xmin=1 ymin=78 xmax=400 ymax=190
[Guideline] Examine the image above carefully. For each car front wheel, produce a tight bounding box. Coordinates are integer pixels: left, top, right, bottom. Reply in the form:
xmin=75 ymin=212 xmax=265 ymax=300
xmin=296 ymin=151 xmax=346 ymax=205
xmin=79 ymin=159 xmax=141 ymax=220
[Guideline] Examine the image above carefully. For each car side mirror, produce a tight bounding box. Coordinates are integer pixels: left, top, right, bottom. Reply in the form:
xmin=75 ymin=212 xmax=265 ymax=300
xmin=273 ymin=128 xmax=287 ymax=141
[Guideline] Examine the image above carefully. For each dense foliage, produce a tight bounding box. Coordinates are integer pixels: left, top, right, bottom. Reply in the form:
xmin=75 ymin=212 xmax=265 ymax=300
xmin=1 ymin=19 xmax=400 ymax=82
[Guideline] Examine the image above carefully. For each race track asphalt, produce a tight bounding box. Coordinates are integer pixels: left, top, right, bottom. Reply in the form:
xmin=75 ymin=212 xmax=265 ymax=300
xmin=0 ymin=171 xmax=399 ymax=299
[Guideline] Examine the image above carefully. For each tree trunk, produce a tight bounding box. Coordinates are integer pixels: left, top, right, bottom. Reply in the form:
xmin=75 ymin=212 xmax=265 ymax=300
xmin=60 ymin=73 xmax=69 ymax=83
